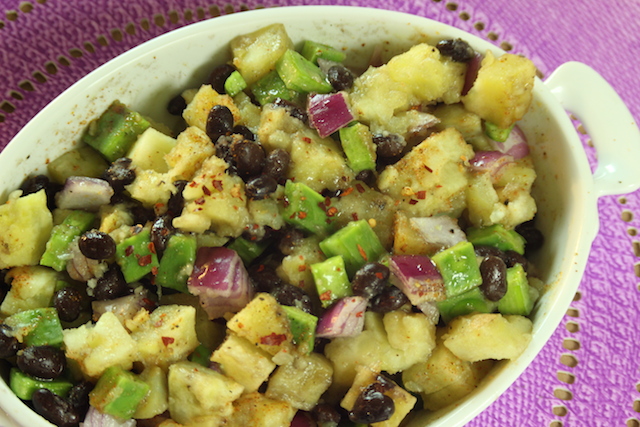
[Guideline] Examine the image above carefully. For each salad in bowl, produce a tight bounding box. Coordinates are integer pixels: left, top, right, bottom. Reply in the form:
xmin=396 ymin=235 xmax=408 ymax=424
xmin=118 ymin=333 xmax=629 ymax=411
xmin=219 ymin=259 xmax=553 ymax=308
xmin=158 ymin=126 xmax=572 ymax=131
xmin=0 ymin=5 xmax=639 ymax=427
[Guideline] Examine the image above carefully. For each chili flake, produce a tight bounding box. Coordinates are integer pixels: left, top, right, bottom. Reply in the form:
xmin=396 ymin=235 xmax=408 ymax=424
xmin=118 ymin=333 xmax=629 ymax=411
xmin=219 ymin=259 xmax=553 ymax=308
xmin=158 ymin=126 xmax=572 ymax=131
xmin=125 ymin=245 xmax=134 ymax=257
xmin=212 ymin=180 xmax=223 ymax=191
xmin=298 ymin=211 xmax=307 ymax=219
xmin=327 ymin=207 xmax=338 ymax=217
xmin=357 ymin=244 xmax=368 ymax=261
xmin=202 ymin=185 xmax=211 ymax=196
xmin=138 ymin=254 xmax=153 ymax=267
xmin=162 ymin=336 xmax=175 ymax=346
xmin=319 ymin=290 xmax=333 ymax=301
xmin=341 ymin=187 xmax=354 ymax=197
xmin=260 ymin=333 xmax=287 ymax=346
xmin=416 ymin=190 xmax=426 ymax=200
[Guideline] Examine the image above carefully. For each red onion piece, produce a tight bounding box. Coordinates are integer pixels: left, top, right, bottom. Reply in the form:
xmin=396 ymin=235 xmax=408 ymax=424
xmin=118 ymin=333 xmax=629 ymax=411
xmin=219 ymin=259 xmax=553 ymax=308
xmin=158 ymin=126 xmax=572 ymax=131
xmin=316 ymin=296 xmax=367 ymax=338
xmin=490 ymin=125 xmax=530 ymax=159
xmin=307 ymin=92 xmax=355 ymax=138
xmin=92 ymin=286 xmax=151 ymax=323
xmin=388 ymin=255 xmax=446 ymax=309
xmin=410 ymin=216 xmax=466 ymax=249
xmin=469 ymin=150 xmax=514 ymax=176
xmin=81 ymin=406 xmax=136 ymax=427
xmin=56 ymin=176 xmax=114 ymax=211
xmin=187 ymin=247 xmax=254 ymax=320
xmin=462 ymin=52 xmax=482 ymax=96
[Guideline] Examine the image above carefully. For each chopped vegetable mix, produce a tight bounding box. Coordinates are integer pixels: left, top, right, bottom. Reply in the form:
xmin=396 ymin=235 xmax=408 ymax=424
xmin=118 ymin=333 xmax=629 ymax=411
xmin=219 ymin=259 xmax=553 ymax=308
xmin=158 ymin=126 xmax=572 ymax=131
xmin=0 ymin=22 xmax=544 ymax=427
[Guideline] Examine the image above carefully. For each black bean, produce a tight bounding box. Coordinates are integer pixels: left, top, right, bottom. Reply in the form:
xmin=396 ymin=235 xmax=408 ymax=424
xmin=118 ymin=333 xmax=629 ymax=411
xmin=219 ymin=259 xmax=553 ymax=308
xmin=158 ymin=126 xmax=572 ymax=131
xmin=206 ymin=105 xmax=234 ymax=142
xmin=150 ymin=215 xmax=175 ymax=258
xmin=78 ymin=230 xmax=115 ymax=260
xmin=232 ymin=125 xmax=255 ymax=141
xmin=271 ymin=283 xmax=314 ymax=314
xmin=369 ymin=285 xmax=409 ymax=313
xmin=373 ymin=134 xmax=405 ymax=158
xmin=474 ymin=244 xmax=504 ymax=259
xmin=515 ymin=221 xmax=545 ymax=253
xmin=352 ymin=263 xmax=390 ymax=300
xmin=248 ymin=264 xmax=282 ymax=293
xmin=278 ymin=227 xmax=305 ymax=256
xmin=273 ymin=98 xmax=308 ymax=124
xmin=94 ymin=265 xmax=131 ymax=301
xmin=355 ymin=169 xmax=376 ymax=187
xmin=479 ymin=255 xmax=508 ymax=301
xmin=166 ymin=180 xmax=189 ymax=217
xmin=436 ymin=38 xmax=476 ymax=62
xmin=503 ymin=250 xmax=529 ymax=270
xmin=327 ymin=64 xmax=354 ymax=91
xmin=312 ymin=403 xmax=341 ymax=425
xmin=0 ymin=324 xmax=21 ymax=358
xmin=349 ymin=382 xmax=395 ymax=424
xmin=208 ymin=64 xmax=237 ymax=94
xmin=263 ymin=149 xmax=291 ymax=184
xmin=20 ymin=174 xmax=60 ymax=211
xmin=17 ymin=346 xmax=66 ymax=380
xmin=53 ymin=287 xmax=85 ymax=323
xmin=32 ymin=388 xmax=82 ymax=427
xmin=231 ymin=141 xmax=265 ymax=179
xmin=67 ymin=380 xmax=93 ymax=413
xmin=102 ymin=158 xmax=136 ymax=193
xmin=245 ymin=176 xmax=278 ymax=200
xmin=128 ymin=201 xmax=156 ymax=226
xmin=167 ymin=94 xmax=187 ymax=116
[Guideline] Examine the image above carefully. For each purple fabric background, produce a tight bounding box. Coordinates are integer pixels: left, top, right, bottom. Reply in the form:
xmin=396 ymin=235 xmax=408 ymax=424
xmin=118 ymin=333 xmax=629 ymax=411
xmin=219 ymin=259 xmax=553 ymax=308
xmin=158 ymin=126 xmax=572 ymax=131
xmin=1 ymin=0 xmax=639 ymax=425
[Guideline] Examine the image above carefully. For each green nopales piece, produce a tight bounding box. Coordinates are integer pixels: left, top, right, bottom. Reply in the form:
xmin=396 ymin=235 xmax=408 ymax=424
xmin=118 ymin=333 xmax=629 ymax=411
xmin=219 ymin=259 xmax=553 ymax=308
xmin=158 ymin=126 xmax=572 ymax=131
xmin=282 ymin=180 xmax=333 ymax=236
xmin=40 ymin=210 xmax=96 ymax=272
xmin=10 ymin=368 xmax=73 ymax=400
xmin=311 ymin=255 xmax=352 ymax=308
xmin=301 ymin=40 xmax=347 ymax=64
xmin=89 ymin=366 xmax=150 ymax=420
xmin=484 ymin=121 xmax=514 ymax=143
xmin=115 ymin=228 xmax=160 ymax=283
xmin=466 ymin=224 xmax=526 ymax=255
xmin=282 ymin=305 xmax=318 ymax=354
xmin=431 ymin=241 xmax=482 ymax=298
xmin=318 ymin=219 xmax=386 ymax=277
xmin=224 ymin=70 xmax=248 ymax=97
xmin=436 ymin=287 xmax=497 ymax=324
xmin=275 ymin=49 xmax=333 ymax=94
xmin=81 ymin=100 xmax=151 ymax=162
xmin=497 ymin=263 xmax=534 ymax=316
xmin=4 ymin=307 xmax=64 ymax=347
xmin=251 ymin=70 xmax=299 ymax=106
xmin=155 ymin=233 xmax=197 ymax=293
xmin=339 ymin=122 xmax=376 ymax=174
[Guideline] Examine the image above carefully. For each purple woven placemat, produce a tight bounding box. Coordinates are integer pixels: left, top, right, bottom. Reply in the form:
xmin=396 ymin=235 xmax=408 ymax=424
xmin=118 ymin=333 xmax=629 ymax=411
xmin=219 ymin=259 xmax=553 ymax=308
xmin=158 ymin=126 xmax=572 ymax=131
xmin=1 ymin=0 xmax=639 ymax=426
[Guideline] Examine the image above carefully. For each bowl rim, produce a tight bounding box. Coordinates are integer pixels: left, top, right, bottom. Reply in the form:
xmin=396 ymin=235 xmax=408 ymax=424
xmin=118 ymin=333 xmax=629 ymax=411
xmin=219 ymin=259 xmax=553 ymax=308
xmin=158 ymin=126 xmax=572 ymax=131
xmin=0 ymin=5 xmax=598 ymax=427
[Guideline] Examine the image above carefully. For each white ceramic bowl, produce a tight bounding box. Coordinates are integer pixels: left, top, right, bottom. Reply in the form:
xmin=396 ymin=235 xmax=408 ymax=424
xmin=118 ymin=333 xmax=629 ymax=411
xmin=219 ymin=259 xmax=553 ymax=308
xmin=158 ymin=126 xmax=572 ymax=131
xmin=1 ymin=6 xmax=639 ymax=427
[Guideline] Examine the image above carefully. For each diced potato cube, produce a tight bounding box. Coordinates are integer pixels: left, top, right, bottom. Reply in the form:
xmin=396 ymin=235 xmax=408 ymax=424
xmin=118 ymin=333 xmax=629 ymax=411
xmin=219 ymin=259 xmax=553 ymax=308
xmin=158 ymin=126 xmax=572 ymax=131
xmin=63 ymin=311 xmax=137 ymax=378
xmin=227 ymin=293 xmax=295 ymax=357
xmin=0 ymin=266 xmax=58 ymax=316
xmin=182 ymin=85 xmax=241 ymax=133
xmin=227 ymin=392 xmax=296 ymax=427
xmin=168 ymin=361 xmax=244 ymax=425
xmin=0 ymin=190 xmax=53 ymax=269
xmin=211 ymin=333 xmax=276 ymax=393
xmin=378 ymin=128 xmax=473 ymax=218
xmin=230 ymin=23 xmax=294 ymax=85
xmin=132 ymin=305 xmax=199 ymax=369
xmin=173 ymin=155 xmax=250 ymax=237
xmin=165 ymin=126 xmax=215 ymax=182
xmin=125 ymin=169 xmax=175 ymax=209
xmin=266 ymin=352 xmax=333 ymax=410
xmin=99 ymin=203 xmax=133 ymax=234
xmin=257 ymin=104 xmax=307 ymax=152
xmin=289 ymin=132 xmax=354 ymax=193
xmin=462 ymin=51 xmax=536 ymax=128
xmin=442 ymin=313 xmax=533 ymax=362
xmin=135 ymin=366 xmax=169 ymax=419
xmin=421 ymin=359 xmax=494 ymax=411
xmin=277 ymin=235 xmax=324 ymax=301
xmin=127 ymin=127 xmax=177 ymax=173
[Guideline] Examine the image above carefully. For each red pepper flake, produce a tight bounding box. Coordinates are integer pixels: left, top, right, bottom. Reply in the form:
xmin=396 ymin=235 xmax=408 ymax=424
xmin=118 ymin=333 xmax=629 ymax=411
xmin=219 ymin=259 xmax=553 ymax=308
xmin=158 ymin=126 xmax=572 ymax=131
xmin=324 ymin=197 xmax=332 ymax=206
xmin=355 ymin=311 xmax=364 ymax=318
xmin=298 ymin=211 xmax=307 ymax=219
xmin=351 ymin=212 xmax=359 ymax=221
xmin=138 ymin=254 xmax=153 ymax=267
xmin=375 ymin=272 xmax=385 ymax=279
xmin=260 ymin=333 xmax=287 ymax=346
xmin=125 ymin=245 xmax=134 ymax=257
xmin=298 ymin=265 xmax=307 ymax=272
xmin=409 ymin=199 xmax=418 ymax=205
xmin=195 ymin=197 xmax=205 ymax=205
xmin=416 ymin=190 xmax=426 ymax=200
xmin=319 ymin=291 xmax=333 ymax=301
xmin=326 ymin=207 xmax=338 ymax=217
xmin=202 ymin=185 xmax=211 ymax=196
xmin=162 ymin=336 xmax=175 ymax=346
xmin=355 ymin=183 xmax=365 ymax=193
xmin=424 ymin=165 xmax=433 ymax=173
xmin=357 ymin=244 xmax=368 ymax=261
xmin=317 ymin=201 xmax=327 ymax=212
xmin=189 ymin=181 xmax=198 ymax=187
xmin=436 ymin=184 xmax=443 ymax=188
xmin=302 ymin=137 xmax=312 ymax=144
xmin=212 ymin=180 xmax=223 ymax=191
xmin=148 ymin=242 xmax=156 ymax=254
xmin=340 ymin=187 xmax=354 ymax=197
xmin=151 ymin=266 xmax=158 ymax=276
xmin=256 ymin=264 xmax=265 ymax=273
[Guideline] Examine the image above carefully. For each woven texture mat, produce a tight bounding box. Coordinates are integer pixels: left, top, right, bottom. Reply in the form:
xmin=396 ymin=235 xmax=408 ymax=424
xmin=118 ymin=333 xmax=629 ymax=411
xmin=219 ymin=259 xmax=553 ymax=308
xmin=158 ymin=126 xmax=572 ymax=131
xmin=1 ymin=0 xmax=640 ymax=425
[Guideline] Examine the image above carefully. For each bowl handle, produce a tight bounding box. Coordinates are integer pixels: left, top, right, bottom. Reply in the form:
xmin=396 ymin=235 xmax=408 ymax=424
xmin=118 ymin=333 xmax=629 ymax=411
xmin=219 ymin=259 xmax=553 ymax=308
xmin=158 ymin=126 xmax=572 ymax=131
xmin=544 ymin=61 xmax=640 ymax=198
